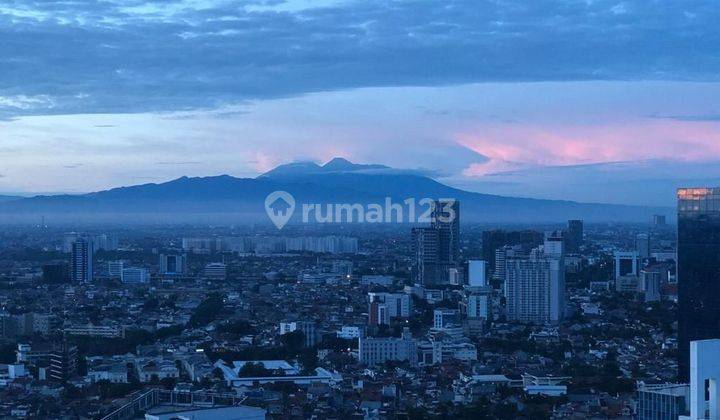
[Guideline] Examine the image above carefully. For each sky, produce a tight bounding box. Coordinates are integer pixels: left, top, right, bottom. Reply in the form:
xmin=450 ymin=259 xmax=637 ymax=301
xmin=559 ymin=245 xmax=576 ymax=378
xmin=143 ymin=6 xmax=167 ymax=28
xmin=1 ymin=0 xmax=720 ymax=205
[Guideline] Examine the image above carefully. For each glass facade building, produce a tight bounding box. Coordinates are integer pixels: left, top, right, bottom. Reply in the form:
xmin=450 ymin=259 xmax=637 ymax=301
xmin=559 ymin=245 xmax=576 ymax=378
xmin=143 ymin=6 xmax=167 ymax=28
xmin=636 ymin=383 xmax=688 ymax=420
xmin=677 ymin=188 xmax=720 ymax=380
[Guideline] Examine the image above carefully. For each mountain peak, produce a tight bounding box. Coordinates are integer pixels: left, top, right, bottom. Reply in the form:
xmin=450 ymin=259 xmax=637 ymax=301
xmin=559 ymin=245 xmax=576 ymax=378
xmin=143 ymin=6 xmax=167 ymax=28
xmin=322 ymin=157 xmax=356 ymax=170
xmin=260 ymin=157 xmax=390 ymax=178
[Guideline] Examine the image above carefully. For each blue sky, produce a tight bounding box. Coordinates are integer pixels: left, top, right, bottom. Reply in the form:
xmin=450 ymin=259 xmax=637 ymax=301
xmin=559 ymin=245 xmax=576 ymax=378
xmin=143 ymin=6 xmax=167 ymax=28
xmin=1 ymin=0 xmax=720 ymax=205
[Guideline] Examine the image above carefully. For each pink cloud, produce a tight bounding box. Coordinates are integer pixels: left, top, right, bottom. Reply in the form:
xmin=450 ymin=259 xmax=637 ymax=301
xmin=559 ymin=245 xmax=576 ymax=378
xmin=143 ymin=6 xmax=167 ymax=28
xmin=457 ymin=119 xmax=720 ymax=176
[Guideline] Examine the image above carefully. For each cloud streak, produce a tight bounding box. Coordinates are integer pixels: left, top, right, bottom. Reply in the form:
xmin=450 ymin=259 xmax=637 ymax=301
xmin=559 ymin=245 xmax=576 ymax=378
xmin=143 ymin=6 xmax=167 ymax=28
xmin=1 ymin=0 xmax=720 ymax=117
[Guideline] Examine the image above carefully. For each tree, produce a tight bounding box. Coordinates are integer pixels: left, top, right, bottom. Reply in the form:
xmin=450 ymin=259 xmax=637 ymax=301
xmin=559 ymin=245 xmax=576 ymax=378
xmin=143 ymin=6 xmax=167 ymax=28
xmin=238 ymin=362 xmax=273 ymax=377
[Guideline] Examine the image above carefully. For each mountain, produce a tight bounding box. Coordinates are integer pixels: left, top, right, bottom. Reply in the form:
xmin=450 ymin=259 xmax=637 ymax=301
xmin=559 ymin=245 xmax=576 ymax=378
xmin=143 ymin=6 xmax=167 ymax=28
xmin=0 ymin=158 xmax=671 ymax=224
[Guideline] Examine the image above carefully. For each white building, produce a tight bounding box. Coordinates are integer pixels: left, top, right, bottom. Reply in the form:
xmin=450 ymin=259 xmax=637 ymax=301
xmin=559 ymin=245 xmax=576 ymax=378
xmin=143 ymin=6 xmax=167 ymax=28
xmin=359 ymin=328 xmax=417 ymax=367
xmin=681 ymin=339 xmax=720 ymax=420
xmin=64 ymin=324 xmax=125 ymax=338
xmin=504 ymin=237 xmax=565 ymax=325
xmin=368 ymin=293 xmax=411 ymax=318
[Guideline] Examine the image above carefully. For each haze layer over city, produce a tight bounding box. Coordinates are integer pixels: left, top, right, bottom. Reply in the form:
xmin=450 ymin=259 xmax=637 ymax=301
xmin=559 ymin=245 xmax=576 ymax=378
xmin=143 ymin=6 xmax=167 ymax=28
xmin=1 ymin=1 xmax=720 ymax=419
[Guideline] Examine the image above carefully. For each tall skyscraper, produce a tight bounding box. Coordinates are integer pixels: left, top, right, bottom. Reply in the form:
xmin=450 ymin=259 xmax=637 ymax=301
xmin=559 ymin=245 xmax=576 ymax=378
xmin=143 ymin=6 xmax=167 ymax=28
xmin=565 ymin=220 xmax=583 ymax=254
xmin=411 ymin=199 xmax=460 ymax=285
xmin=70 ymin=238 xmax=93 ymax=283
xmin=677 ymin=187 xmax=720 ymax=380
xmin=431 ymin=199 xmax=460 ymax=264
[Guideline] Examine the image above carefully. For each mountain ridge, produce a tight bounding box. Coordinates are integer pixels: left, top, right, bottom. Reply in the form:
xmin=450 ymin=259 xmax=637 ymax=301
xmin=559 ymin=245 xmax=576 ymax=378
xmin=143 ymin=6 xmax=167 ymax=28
xmin=0 ymin=158 xmax=672 ymax=224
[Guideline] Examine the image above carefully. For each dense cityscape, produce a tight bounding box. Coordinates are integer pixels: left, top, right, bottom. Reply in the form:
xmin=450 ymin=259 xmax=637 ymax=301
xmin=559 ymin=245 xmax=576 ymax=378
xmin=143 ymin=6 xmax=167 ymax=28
xmin=0 ymin=191 xmax=716 ymax=419
xmin=3 ymin=1 xmax=720 ymax=419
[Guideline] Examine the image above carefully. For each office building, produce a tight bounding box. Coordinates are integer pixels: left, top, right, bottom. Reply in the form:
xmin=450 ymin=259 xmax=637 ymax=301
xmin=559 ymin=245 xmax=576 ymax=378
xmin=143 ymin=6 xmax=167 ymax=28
xmin=565 ymin=220 xmax=583 ymax=254
xmin=654 ymin=214 xmax=667 ymax=227
xmin=121 ymin=267 xmax=149 ymax=284
xmin=411 ymin=200 xmax=460 ymax=285
xmin=368 ymin=293 xmax=411 ymax=319
xmin=279 ymin=321 xmax=319 ymax=347
xmin=468 ymin=260 xmax=487 ymax=287
xmin=637 ymin=233 xmax=651 ymax=259
xmin=465 ymin=287 xmax=492 ymax=320
xmin=640 ymin=268 xmax=662 ymax=302
xmin=49 ymin=343 xmax=78 ymax=382
xmin=159 ymin=254 xmax=187 ymax=276
xmin=615 ymin=251 xmax=640 ymax=280
xmin=434 ymin=309 xmax=460 ymax=329
xmin=677 ymin=188 xmax=720 ymax=380
xmin=62 ymin=232 xmax=80 ymax=253
xmin=70 ymin=238 xmax=93 ymax=283
xmin=108 ymin=260 xmax=124 ymax=278
xmin=637 ymin=383 xmax=689 ymax=420
xmin=359 ymin=328 xmax=417 ymax=367
xmin=203 ymin=263 xmax=227 ymax=279
xmin=92 ymin=234 xmax=118 ymax=252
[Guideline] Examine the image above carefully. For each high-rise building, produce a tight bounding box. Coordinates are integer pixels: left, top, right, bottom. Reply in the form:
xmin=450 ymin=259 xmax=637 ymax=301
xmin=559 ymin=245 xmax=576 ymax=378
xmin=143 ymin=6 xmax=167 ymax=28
xmin=49 ymin=342 xmax=78 ymax=382
xmin=62 ymin=232 xmax=80 ymax=253
xmin=504 ymin=236 xmax=565 ymax=324
xmin=431 ymin=199 xmax=460 ymax=264
xmin=677 ymin=187 xmax=720 ymax=380
xmin=160 ymin=254 xmax=187 ymax=276
xmin=636 ymin=233 xmax=651 ymax=259
xmin=70 ymin=238 xmax=93 ymax=283
xmin=411 ymin=200 xmax=460 ymax=285
xmin=565 ymin=220 xmax=583 ymax=254
xmin=482 ymin=230 xmax=544 ymax=274
xmin=685 ymin=339 xmax=720 ymax=420
xmin=614 ymin=251 xmax=640 ymax=280
xmin=653 ymin=214 xmax=667 ymax=227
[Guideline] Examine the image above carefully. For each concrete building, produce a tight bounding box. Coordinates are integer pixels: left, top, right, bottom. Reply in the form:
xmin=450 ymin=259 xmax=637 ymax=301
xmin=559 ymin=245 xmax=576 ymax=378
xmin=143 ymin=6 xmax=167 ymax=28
xmin=684 ymin=339 xmax=720 ymax=420
xmin=614 ymin=251 xmax=640 ymax=280
xmin=504 ymin=237 xmax=565 ymax=324
xmin=159 ymin=254 xmax=187 ymax=276
xmin=359 ymin=328 xmax=417 ymax=367
xmin=368 ymin=293 xmax=411 ymax=319
xmin=71 ymin=238 xmax=93 ymax=283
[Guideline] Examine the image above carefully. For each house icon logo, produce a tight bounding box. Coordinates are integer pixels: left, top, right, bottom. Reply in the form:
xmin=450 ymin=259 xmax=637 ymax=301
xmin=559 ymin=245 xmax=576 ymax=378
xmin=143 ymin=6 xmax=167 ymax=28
xmin=264 ymin=191 xmax=295 ymax=230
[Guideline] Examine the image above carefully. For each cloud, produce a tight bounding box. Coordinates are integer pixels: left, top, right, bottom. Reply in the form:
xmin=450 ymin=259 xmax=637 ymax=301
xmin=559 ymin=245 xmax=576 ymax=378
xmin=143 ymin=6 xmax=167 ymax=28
xmin=1 ymin=0 xmax=720 ymax=117
xmin=155 ymin=161 xmax=202 ymax=165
